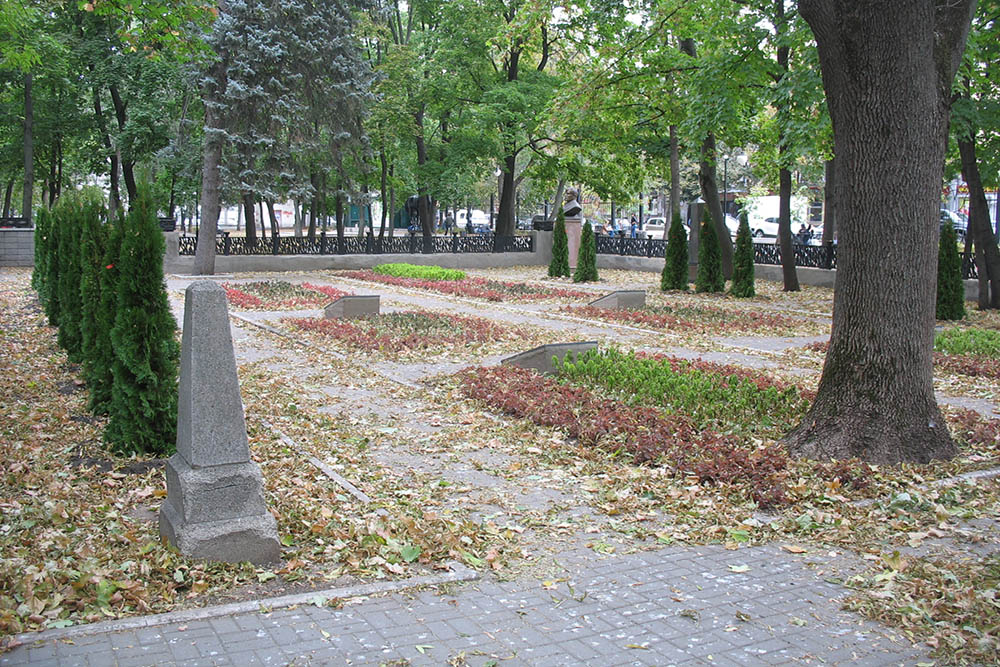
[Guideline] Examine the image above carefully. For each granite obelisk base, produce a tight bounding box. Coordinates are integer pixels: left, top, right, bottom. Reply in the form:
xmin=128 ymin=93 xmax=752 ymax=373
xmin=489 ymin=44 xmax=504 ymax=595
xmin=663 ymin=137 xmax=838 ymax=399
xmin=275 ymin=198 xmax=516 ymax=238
xmin=565 ymin=218 xmax=582 ymax=269
xmin=159 ymin=281 xmax=280 ymax=565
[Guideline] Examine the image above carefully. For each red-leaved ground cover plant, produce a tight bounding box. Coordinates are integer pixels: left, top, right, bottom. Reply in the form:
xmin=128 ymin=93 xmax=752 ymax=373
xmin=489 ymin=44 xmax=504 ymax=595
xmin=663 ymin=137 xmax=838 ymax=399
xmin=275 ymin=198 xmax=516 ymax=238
xmin=339 ymin=270 xmax=592 ymax=302
xmin=459 ymin=364 xmax=792 ymax=507
xmin=286 ymin=311 xmax=511 ymax=357
xmin=222 ymin=281 xmax=350 ymax=310
xmin=561 ymin=303 xmax=802 ymax=334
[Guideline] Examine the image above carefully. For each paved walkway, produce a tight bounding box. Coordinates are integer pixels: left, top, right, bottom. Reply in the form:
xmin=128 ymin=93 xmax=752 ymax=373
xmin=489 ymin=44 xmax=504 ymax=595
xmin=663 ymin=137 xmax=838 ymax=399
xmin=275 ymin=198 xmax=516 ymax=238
xmin=3 ymin=544 xmax=925 ymax=666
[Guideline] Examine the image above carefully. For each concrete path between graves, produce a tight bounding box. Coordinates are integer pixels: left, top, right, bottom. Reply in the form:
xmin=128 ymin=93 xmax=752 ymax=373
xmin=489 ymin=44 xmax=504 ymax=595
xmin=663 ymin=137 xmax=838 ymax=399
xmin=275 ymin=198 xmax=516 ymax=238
xmin=0 ymin=271 xmax=976 ymax=665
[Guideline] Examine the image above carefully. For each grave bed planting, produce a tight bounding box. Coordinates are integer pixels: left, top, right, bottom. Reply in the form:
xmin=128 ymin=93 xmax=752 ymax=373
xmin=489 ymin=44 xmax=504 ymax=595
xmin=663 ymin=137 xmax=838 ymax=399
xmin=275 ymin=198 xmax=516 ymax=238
xmin=561 ymin=302 xmax=810 ymax=335
xmin=222 ymin=281 xmax=350 ymax=310
xmin=338 ymin=269 xmax=592 ymax=302
xmin=285 ymin=310 xmax=515 ymax=358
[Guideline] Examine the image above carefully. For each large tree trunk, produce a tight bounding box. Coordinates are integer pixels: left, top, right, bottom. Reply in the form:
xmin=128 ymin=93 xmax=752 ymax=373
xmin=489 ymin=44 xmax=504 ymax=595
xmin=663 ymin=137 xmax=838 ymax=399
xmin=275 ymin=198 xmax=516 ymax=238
xmin=378 ymin=150 xmax=389 ymax=238
xmin=496 ymin=153 xmax=517 ymax=236
xmin=680 ymin=38 xmax=734 ymax=278
xmin=2 ymin=178 xmax=13 ymax=218
xmin=957 ymin=135 xmax=1000 ymax=310
xmin=669 ymin=124 xmax=680 ymax=223
xmin=697 ymin=134 xmax=734 ymax=278
xmin=108 ymin=85 xmax=137 ymax=204
xmin=91 ymin=87 xmax=121 ymax=217
xmin=777 ymin=166 xmax=800 ymax=290
xmin=784 ymin=0 xmax=975 ymax=464
xmin=193 ymin=46 xmax=228 ymax=275
xmin=822 ymin=157 xmax=836 ymax=245
xmin=243 ymin=192 xmax=257 ymax=246
xmin=22 ymin=73 xmax=32 ymax=222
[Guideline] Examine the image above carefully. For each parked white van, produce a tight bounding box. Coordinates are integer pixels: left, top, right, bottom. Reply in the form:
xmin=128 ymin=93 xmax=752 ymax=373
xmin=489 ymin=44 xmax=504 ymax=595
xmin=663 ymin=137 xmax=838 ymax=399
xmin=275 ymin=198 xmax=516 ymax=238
xmin=455 ymin=209 xmax=490 ymax=229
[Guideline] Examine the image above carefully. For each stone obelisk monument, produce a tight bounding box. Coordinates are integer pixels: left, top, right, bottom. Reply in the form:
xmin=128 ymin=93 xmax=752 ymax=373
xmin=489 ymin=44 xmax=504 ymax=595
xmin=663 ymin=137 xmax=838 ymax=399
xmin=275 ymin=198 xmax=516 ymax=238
xmin=159 ymin=281 xmax=280 ymax=565
xmin=563 ymin=188 xmax=584 ymax=269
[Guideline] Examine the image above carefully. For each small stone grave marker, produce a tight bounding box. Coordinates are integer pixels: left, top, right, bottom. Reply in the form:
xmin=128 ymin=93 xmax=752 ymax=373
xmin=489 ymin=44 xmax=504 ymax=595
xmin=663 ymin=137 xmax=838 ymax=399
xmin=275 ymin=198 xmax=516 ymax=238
xmin=588 ymin=290 xmax=646 ymax=310
xmin=159 ymin=281 xmax=280 ymax=565
xmin=324 ymin=295 xmax=380 ymax=319
xmin=501 ymin=342 xmax=598 ymax=376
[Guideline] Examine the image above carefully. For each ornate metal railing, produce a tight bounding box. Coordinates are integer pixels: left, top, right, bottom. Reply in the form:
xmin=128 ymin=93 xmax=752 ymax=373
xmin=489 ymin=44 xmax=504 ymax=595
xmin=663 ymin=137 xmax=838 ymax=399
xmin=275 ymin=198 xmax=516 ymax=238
xmin=177 ymin=231 xmax=534 ymax=257
xmin=0 ymin=217 xmax=31 ymax=228
xmin=597 ymin=237 xmax=980 ymax=280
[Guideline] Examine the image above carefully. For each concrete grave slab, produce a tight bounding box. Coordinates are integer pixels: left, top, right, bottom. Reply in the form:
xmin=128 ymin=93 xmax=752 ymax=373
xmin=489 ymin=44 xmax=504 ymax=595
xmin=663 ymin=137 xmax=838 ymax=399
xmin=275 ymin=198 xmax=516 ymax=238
xmin=588 ymin=289 xmax=646 ymax=310
xmin=323 ymin=294 xmax=380 ymax=319
xmin=501 ymin=341 xmax=598 ymax=376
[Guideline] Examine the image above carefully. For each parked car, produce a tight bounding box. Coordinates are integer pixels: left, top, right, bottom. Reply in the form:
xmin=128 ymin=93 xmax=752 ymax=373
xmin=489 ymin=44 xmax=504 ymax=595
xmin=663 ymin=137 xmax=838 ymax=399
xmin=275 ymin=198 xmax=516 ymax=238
xmin=940 ymin=209 xmax=968 ymax=242
xmin=456 ymin=209 xmax=490 ymax=229
xmin=641 ymin=217 xmax=667 ymax=238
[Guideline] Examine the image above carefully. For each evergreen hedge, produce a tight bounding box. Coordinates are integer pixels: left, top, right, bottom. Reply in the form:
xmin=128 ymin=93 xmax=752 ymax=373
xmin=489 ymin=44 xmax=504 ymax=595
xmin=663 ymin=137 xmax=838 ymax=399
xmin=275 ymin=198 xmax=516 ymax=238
xmin=936 ymin=221 xmax=965 ymax=321
xmin=695 ymin=209 xmax=724 ymax=293
xmin=56 ymin=198 xmax=84 ymax=361
xmin=730 ymin=212 xmax=756 ymax=298
xmin=78 ymin=193 xmax=109 ymax=403
xmin=105 ymin=183 xmax=179 ymax=455
xmin=44 ymin=205 xmax=62 ymax=327
xmin=573 ymin=220 xmax=599 ymax=282
xmin=548 ymin=208 xmax=570 ymax=278
xmin=32 ymin=206 xmax=51 ymax=300
xmin=89 ymin=214 xmax=122 ymax=415
xmin=661 ymin=211 xmax=688 ymax=291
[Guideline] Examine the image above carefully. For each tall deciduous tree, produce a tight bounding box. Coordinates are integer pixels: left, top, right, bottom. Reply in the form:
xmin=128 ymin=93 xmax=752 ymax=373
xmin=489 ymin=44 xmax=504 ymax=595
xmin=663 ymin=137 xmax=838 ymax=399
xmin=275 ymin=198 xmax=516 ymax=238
xmin=784 ymin=0 xmax=976 ymax=464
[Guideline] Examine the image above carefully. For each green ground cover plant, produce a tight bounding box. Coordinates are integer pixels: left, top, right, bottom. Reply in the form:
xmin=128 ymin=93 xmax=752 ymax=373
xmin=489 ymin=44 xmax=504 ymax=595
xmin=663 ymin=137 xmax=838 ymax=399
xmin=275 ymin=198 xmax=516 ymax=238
xmin=934 ymin=327 xmax=1000 ymax=358
xmin=554 ymin=348 xmax=811 ymax=436
xmin=373 ymin=263 xmax=466 ymax=281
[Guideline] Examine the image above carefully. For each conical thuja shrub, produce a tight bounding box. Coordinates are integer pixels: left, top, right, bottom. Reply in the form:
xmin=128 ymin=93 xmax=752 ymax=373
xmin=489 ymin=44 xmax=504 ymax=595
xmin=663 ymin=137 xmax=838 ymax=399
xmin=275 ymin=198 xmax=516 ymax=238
xmin=695 ymin=209 xmax=724 ymax=293
xmin=573 ymin=220 xmax=599 ymax=283
xmin=105 ymin=182 xmax=179 ymax=455
xmin=729 ymin=212 xmax=756 ymax=298
xmin=936 ymin=220 xmax=965 ymax=321
xmin=661 ymin=211 xmax=688 ymax=291
xmin=549 ymin=208 xmax=570 ymax=278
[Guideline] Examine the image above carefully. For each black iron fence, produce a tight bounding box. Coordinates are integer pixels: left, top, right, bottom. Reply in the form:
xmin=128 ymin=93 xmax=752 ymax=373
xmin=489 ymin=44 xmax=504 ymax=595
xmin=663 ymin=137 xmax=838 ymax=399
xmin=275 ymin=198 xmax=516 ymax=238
xmin=178 ymin=231 xmax=533 ymax=257
xmin=0 ymin=217 xmax=31 ymax=228
xmin=597 ymin=236 xmax=980 ymax=280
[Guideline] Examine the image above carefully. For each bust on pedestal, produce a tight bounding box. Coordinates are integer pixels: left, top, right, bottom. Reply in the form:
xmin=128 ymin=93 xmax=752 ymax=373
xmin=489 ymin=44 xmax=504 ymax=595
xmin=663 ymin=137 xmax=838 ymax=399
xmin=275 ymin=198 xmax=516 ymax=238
xmin=563 ymin=188 xmax=584 ymax=269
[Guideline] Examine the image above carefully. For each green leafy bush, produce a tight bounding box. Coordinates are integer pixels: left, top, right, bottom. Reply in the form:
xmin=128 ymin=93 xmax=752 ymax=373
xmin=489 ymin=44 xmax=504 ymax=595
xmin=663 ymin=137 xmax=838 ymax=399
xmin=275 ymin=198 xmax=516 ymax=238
xmin=695 ymin=209 xmax=724 ymax=293
xmin=934 ymin=327 xmax=1000 ymax=358
xmin=661 ymin=211 xmax=688 ymax=291
xmin=548 ymin=208 xmax=570 ymax=278
xmin=105 ymin=183 xmax=179 ymax=455
xmin=936 ymin=221 xmax=965 ymax=321
xmin=43 ymin=204 xmax=62 ymax=327
xmin=32 ymin=206 xmax=51 ymax=300
xmin=729 ymin=212 xmax=755 ymax=298
xmin=554 ymin=348 xmax=810 ymax=436
xmin=573 ymin=220 xmax=599 ymax=283
xmin=373 ymin=263 xmax=466 ymax=281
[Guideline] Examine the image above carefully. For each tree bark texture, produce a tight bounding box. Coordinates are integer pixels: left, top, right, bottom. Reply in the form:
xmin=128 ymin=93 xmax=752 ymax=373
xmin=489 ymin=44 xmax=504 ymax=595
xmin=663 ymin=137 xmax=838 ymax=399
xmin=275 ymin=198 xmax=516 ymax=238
xmin=697 ymin=134 xmax=734 ymax=279
xmin=2 ymin=178 xmax=12 ymax=218
xmin=108 ymin=85 xmax=137 ymax=204
xmin=193 ymin=53 xmax=228 ymax=276
xmin=669 ymin=125 xmax=680 ymax=223
xmin=22 ymin=73 xmax=32 ymax=222
xmin=822 ymin=158 xmax=836 ymax=245
xmin=778 ymin=166 xmax=800 ymax=290
xmin=958 ymin=136 xmax=1000 ymax=309
xmin=497 ymin=153 xmax=517 ymax=237
xmin=785 ymin=0 xmax=975 ymax=464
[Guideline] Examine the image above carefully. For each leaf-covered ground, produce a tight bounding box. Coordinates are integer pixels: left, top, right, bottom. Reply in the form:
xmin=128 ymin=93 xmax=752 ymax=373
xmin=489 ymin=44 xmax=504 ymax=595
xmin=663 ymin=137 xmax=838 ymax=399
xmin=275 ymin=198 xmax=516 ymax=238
xmin=3 ymin=265 xmax=999 ymax=663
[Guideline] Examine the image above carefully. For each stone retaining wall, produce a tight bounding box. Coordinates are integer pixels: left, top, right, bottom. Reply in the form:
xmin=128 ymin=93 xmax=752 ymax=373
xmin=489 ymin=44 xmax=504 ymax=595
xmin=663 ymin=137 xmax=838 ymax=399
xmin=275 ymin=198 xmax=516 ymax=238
xmin=0 ymin=229 xmax=34 ymax=267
